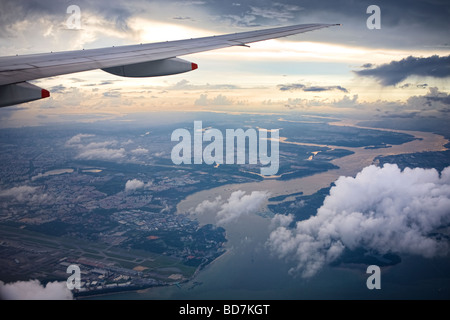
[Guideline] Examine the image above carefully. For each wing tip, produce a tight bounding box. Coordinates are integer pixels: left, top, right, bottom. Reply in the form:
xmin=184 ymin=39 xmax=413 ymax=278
xmin=41 ymin=89 xmax=50 ymax=98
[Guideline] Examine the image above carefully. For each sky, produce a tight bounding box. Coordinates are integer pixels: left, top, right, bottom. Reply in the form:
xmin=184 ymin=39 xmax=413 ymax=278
xmin=0 ymin=0 xmax=449 ymax=125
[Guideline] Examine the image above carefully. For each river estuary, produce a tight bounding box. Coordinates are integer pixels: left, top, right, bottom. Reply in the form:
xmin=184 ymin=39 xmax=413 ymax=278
xmin=90 ymin=120 xmax=450 ymax=299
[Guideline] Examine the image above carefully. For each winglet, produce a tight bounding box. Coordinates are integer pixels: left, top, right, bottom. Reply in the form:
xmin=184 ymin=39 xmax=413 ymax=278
xmin=0 ymin=82 xmax=50 ymax=108
xmin=41 ymin=89 xmax=50 ymax=98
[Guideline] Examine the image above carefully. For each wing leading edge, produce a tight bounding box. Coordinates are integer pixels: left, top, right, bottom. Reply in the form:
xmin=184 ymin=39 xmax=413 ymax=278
xmin=0 ymin=23 xmax=339 ymax=108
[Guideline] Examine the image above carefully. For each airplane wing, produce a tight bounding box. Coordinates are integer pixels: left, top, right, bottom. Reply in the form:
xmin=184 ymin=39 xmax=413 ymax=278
xmin=0 ymin=23 xmax=339 ymax=108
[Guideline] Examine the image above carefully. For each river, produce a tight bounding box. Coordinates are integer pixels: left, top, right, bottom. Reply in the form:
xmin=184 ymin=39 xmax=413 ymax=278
xmin=90 ymin=120 xmax=450 ymax=299
xmin=177 ymin=120 xmax=448 ymax=217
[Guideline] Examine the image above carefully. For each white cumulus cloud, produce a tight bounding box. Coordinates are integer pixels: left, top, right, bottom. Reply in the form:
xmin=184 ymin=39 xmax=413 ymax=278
xmin=192 ymin=190 xmax=270 ymax=225
xmin=131 ymin=147 xmax=149 ymax=154
xmin=0 ymin=280 xmax=73 ymax=300
xmin=0 ymin=186 xmax=37 ymax=200
xmin=193 ymin=195 xmax=223 ymax=215
xmin=76 ymin=147 xmax=126 ymax=160
xmin=65 ymin=134 xmax=95 ymax=145
xmin=0 ymin=186 xmax=49 ymax=203
xmin=66 ymin=134 xmax=126 ymax=161
xmin=267 ymin=164 xmax=450 ymax=278
xmin=125 ymin=179 xmax=145 ymax=192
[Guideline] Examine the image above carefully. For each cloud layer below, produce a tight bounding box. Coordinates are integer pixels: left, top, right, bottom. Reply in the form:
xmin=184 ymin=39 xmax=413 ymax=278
xmin=191 ymin=190 xmax=269 ymax=225
xmin=0 ymin=280 xmax=73 ymax=300
xmin=125 ymin=178 xmax=145 ymax=192
xmin=267 ymin=164 xmax=450 ymax=278
xmin=0 ymin=185 xmax=49 ymax=204
xmin=66 ymin=133 xmax=126 ymax=161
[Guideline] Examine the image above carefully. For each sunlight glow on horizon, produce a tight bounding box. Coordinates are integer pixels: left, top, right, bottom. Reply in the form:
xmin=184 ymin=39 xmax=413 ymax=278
xmin=2 ymin=14 xmax=449 ymax=127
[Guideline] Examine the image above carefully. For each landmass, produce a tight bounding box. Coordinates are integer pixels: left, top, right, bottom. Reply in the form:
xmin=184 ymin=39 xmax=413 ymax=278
xmin=0 ymin=114 xmax=429 ymax=297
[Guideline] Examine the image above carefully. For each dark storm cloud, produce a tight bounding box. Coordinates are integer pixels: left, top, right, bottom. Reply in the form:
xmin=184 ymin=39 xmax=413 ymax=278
xmin=278 ymin=83 xmax=306 ymax=91
xmin=203 ymin=0 xmax=450 ymax=49
xmin=0 ymin=0 xmax=137 ymax=35
xmin=1 ymin=0 xmax=449 ymax=50
xmin=427 ymin=96 xmax=450 ymax=105
xmin=380 ymin=112 xmax=420 ymax=119
xmin=303 ymin=86 xmax=348 ymax=93
xmin=278 ymin=83 xmax=348 ymax=93
xmin=354 ymin=55 xmax=450 ymax=86
xmin=209 ymin=0 xmax=449 ymax=29
xmin=404 ymin=88 xmax=450 ymax=114
xmin=399 ymin=83 xmax=429 ymax=89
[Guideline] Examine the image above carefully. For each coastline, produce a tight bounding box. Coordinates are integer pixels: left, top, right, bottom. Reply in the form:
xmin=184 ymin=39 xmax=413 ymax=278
xmin=176 ymin=121 xmax=449 ymax=216
xmin=77 ymin=244 xmax=228 ymax=300
xmin=81 ymin=121 xmax=450 ymax=299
